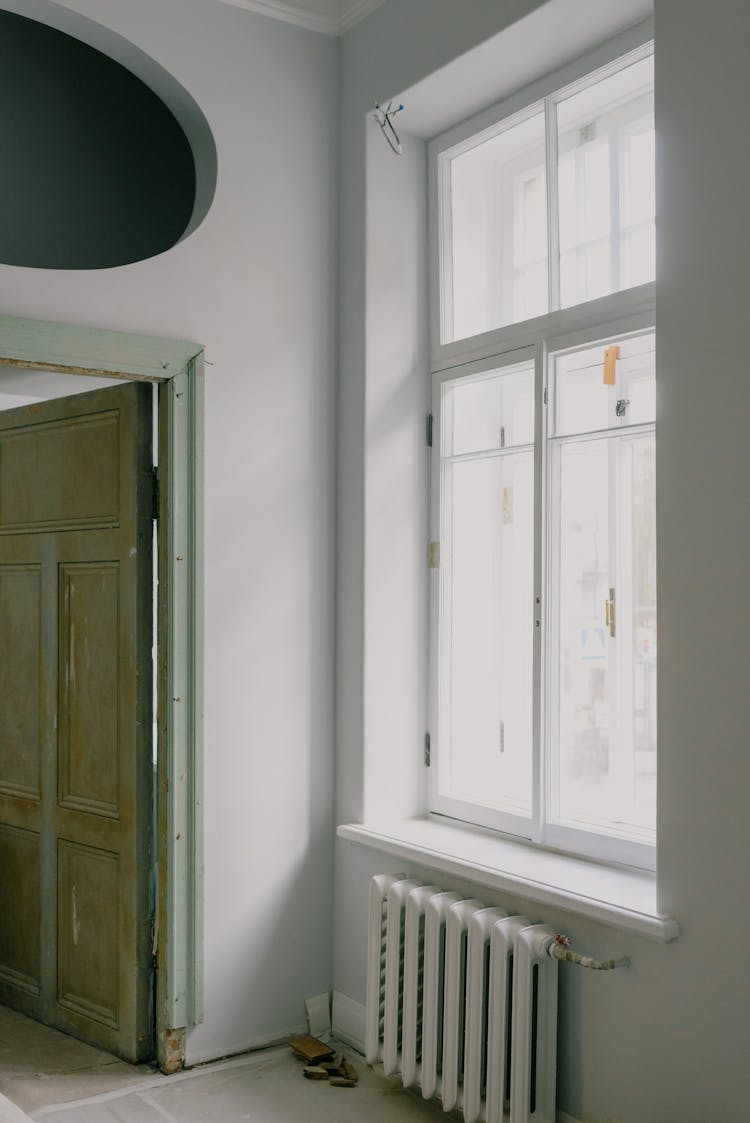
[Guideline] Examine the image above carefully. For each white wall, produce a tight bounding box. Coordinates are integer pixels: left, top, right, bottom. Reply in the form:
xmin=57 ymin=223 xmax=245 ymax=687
xmin=0 ymin=0 xmax=338 ymax=1064
xmin=362 ymin=122 xmax=430 ymax=824
xmin=335 ymin=1 xmax=750 ymax=1120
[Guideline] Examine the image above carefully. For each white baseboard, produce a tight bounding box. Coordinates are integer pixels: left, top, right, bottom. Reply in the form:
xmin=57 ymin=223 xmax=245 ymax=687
xmin=185 ymin=1021 xmax=308 ymax=1067
xmin=331 ymin=990 xmax=366 ymax=1054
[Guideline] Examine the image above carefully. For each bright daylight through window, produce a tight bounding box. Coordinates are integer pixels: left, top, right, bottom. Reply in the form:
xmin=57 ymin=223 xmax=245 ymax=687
xmin=430 ymin=41 xmax=655 ymax=867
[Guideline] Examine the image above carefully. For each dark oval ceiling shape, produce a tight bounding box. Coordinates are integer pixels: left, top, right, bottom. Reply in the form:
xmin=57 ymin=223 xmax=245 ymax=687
xmin=0 ymin=10 xmax=204 ymax=270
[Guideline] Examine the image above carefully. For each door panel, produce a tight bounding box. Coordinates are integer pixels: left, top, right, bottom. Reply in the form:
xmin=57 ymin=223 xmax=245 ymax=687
xmin=0 ymin=566 xmax=41 ymax=800
xmin=58 ymin=840 xmax=120 ymax=1027
xmin=0 ymin=824 xmax=41 ymax=996
xmin=58 ymin=563 xmax=120 ymax=817
xmin=0 ymin=382 xmax=153 ymax=1062
xmin=0 ymin=411 xmax=120 ymax=532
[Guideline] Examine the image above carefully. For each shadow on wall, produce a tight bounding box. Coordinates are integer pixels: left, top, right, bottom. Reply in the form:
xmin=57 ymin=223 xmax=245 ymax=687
xmin=0 ymin=4 xmax=217 ymax=270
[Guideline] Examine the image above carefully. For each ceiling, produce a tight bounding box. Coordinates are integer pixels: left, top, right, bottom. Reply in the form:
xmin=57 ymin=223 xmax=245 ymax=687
xmin=216 ymin=0 xmax=387 ymax=36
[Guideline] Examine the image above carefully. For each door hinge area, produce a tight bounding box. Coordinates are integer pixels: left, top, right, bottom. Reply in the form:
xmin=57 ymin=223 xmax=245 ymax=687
xmin=428 ymin=541 xmax=440 ymax=569
xmin=152 ymin=466 xmax=160 ymax=521
xmin=426 ymin=412 xmax=434 ymax=448
xmin=424 ymin=732 xmax=431 ymax=767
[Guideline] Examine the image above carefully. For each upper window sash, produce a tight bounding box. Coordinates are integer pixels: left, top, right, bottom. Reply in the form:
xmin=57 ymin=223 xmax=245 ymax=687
xmin=428 ymin=20 xmax=654 ymax=370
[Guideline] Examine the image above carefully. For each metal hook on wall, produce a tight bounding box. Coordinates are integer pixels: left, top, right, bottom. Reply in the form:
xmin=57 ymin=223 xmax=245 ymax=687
xmin=372 ymin=101 xmax=404 ymax=155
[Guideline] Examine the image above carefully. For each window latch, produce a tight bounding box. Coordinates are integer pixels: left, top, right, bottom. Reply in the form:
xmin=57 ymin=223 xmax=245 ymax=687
xmin=605 ymin=587 xmax=616 ymax=638
xmin=615 ymin=398 xmax=630 ymax=418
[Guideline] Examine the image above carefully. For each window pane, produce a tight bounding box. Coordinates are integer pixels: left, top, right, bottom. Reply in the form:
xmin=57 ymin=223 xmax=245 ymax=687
xmin=550 ymin=428 xmax=656 ymax=843
xmin=553 ymin=440 xmax=612 ymax=828
xmin=629 ymin=436 xmax=657 ymax=830
xmin=443 ymin=363 xmax=534 ymax=457
xmin=446 ymin=110 xmax=547 ymax=343
xmin=438 ymin=366 xmax=535 ymax=815
xmin=554 ymin=332 xmax=655 ymax=437
xmin=557 ymin=55 xmax=654 ymax=308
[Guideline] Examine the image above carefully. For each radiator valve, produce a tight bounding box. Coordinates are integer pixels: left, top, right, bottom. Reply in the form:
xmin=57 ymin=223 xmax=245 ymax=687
xmin=545 ymin=933 xmax=630 ymax=970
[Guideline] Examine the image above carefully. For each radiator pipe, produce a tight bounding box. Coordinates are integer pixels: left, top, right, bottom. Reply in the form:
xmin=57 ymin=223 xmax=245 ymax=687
xmin=544 ymin=933 xmax=630 ymax=970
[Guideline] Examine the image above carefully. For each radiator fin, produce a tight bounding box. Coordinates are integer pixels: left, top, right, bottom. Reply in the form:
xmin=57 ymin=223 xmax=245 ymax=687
xmin=366 ymin=876 xmax=558 ymax=1123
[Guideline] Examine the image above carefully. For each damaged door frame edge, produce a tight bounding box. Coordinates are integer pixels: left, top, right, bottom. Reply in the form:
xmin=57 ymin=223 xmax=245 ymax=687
xmin=156 ymin=357 xmax=204 ymax=1073
xmin=0 ymin=314 xmax=205 ymax=1075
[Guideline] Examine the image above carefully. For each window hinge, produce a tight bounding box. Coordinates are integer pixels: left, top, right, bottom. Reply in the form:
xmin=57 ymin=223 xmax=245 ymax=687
xmin=426 ymin=412 xmax=434 ymax=448
xmin=151 ymin=466 xmax=160 ymax=522
xmin=543 ymin=386 xmax=549 ymax=405
xmin=428 ymin=541 xmax=440 ymax=569
xmin=424 ymin=732 xmax=431 ymax=767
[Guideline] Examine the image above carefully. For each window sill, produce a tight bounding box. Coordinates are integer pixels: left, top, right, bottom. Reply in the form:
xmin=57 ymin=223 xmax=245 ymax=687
xmin=337 ymin=818 xmax=678 ymax=943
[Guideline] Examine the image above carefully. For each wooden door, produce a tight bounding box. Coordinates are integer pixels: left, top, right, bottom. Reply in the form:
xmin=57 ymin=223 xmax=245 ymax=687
xmin=0 ymin=382 xmax=154 ymax=1062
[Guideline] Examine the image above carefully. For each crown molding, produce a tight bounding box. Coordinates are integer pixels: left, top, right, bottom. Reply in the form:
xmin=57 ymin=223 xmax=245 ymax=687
xmin=215 ymin=0 xmax=386 ymax=36
xmin=216 ymin=0 xmax=339 ymax=35
xmin=338 ymin=0 xmax=387 ymax=34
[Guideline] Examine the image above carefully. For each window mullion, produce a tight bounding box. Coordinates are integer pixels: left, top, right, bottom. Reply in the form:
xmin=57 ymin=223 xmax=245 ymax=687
xmin=606 ymin=431 xmax=621 ymax=820
xmin=544 ymin=97 xmax=561 ymax=313
xmin=531 ymin=341 xmax=547 ymax=842
xmin=438 ymin=154 xmax=455 ymax=346
xmin=609 ymin=124 xmax=621 ymax=292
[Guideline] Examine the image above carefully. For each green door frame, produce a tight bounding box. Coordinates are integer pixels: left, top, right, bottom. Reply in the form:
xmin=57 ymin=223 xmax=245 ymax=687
xmin=0 ymin=313 xmax=204 ymax=1072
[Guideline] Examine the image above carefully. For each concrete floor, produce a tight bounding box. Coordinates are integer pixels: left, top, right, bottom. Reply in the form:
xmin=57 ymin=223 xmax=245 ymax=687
xmin=0 ymin=1007 xmax=153 ymax=1115
xmin=0 ymin=1008 xmax=449 ymax=1123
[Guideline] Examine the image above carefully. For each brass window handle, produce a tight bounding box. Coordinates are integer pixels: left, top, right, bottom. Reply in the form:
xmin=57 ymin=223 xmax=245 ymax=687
xmin=605 ymin=587 xmax=616 ymax=638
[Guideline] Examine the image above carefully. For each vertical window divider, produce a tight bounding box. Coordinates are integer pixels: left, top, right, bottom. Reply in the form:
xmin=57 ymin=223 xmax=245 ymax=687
xmin=609 ymin=123 xmax=622 ymax=292
xmin=438 ymin=154 xmax=455 ymax=346
xmin=427 ymin=369 xmax=442 ymax=815
xmin=544 ymin=97 xmax=561 ymax=314
xmin=531 ymin=341 xmax=547 ymax=842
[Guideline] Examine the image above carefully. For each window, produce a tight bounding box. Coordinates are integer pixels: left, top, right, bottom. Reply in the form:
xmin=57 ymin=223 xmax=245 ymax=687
xmin=436 ymin=45 xmax=654 ymax=345
xmin=429 ymin=39 xmax=656 ymax=868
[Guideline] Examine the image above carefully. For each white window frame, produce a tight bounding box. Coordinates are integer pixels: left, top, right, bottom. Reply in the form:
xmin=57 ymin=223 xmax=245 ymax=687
xmin=428 ymin=22 xmax=654 ymax=371
xmin=427 ymin=25 xmax=656 ymax=871
xmin=429 ymin=346 xmax=541 ymax=842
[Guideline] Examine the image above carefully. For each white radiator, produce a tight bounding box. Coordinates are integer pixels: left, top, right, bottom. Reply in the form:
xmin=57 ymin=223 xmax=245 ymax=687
xmin=365 ymin=874 xmax=558 ymax=1123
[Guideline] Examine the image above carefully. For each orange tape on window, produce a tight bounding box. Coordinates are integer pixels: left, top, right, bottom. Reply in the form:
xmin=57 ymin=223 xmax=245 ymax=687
xmin=603 ymin=345 xmax=620 ymax=385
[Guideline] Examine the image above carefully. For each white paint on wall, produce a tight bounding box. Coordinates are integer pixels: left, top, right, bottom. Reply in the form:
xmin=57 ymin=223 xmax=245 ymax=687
xmin=396 ymin=0 xmax=651 ymax=140
xmin=362 ymin=122 xmax=429 ymax=824
xmin=334 ymin=0 xmax=750 ymax=1120
xmin=0 ymin=0 xmax=338 ymax=1063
